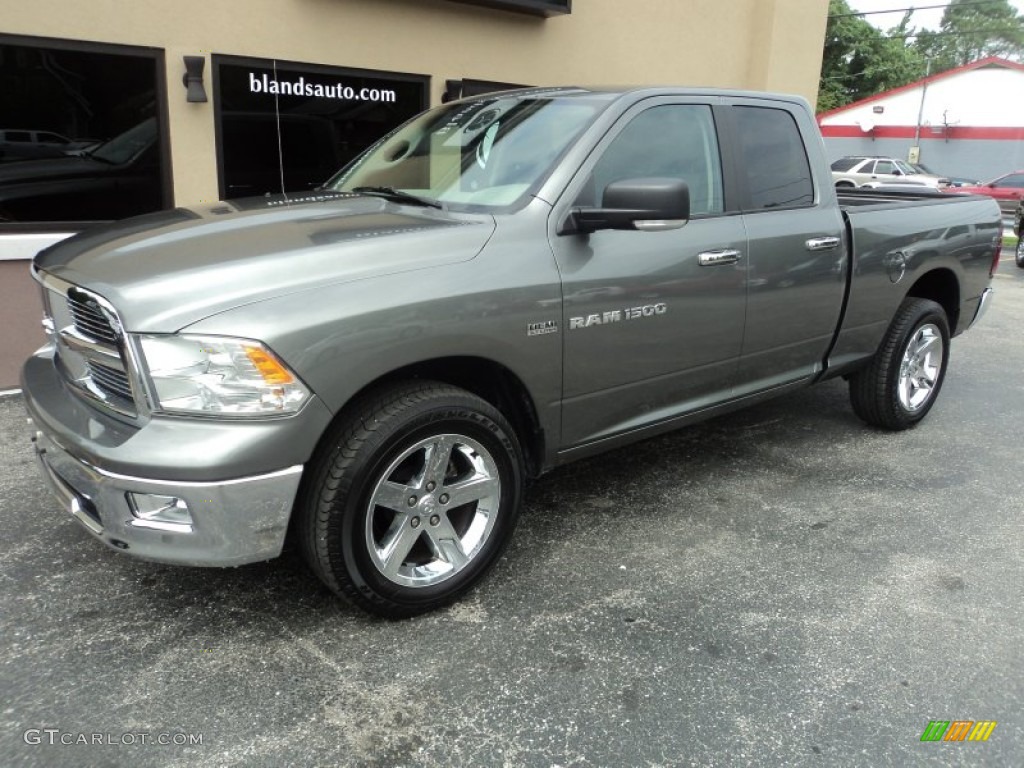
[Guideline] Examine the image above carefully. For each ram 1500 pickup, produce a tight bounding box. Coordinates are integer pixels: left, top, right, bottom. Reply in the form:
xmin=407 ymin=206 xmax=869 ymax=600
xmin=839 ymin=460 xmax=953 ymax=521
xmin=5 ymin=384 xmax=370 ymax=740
xmin=22 ymin=88 xmax=998 ymax=616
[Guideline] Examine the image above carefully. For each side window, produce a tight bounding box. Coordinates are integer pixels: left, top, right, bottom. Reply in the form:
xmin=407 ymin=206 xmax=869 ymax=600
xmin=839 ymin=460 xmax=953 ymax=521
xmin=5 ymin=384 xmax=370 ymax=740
xmin=733 ymin=106 xmax=814 ymax=210
xmin=583 ymin=104 xmax=724 ymax=216
xmin=1001 ymin=174 xmax=1024 ymax=188
xmin=875 ymin=161 xmax=895 ymax=175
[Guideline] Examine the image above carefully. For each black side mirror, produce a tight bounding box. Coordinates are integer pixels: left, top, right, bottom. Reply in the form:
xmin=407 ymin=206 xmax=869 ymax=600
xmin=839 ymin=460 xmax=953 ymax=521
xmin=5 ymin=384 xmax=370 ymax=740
xmin=562 ymin=177 xmax=690 ymax=235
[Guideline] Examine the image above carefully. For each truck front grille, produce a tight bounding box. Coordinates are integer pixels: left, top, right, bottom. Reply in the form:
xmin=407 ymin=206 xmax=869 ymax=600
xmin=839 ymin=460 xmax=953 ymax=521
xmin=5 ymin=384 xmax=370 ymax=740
xmin=67 ymin=292 xmax=119 ymax=344
xmin=87 ymin=361 xmax=135 ymax=401
xmin=37 ymin=274 xmax=139 ymax=419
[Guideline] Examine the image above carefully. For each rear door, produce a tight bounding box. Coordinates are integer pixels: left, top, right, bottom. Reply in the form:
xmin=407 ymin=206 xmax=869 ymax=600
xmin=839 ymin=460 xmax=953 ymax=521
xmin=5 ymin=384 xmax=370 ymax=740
xmin=724 ymin=100 xmax=847 ymax=395
xmin=549 ymin=98 xmax=748 ymax=448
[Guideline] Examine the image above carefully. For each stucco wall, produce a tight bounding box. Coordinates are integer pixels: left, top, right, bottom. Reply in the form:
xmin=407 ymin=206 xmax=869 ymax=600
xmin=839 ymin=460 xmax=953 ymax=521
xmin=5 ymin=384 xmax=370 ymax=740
xmin=4 ymin=0 xmax=828 ymax=207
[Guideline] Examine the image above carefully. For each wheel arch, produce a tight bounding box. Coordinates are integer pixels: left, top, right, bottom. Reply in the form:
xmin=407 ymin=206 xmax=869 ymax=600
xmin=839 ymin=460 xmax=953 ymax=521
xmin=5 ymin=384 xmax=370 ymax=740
xmin=905 ymin=268 xmax=960 ymax=334
xmin=322 ymin=356 xmax=547 ymax=480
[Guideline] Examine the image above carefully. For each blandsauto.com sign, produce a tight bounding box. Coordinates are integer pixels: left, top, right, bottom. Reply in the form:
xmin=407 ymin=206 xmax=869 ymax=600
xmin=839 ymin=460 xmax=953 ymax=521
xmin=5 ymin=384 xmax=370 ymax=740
xmin=248 ymin=72 xmax=397 ymax=103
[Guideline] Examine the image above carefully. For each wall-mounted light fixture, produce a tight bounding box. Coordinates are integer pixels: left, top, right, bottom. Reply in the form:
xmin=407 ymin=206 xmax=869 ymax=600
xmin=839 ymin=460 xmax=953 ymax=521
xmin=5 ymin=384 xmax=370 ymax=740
xmin=182 ymin=56 xmax=207 ymax=103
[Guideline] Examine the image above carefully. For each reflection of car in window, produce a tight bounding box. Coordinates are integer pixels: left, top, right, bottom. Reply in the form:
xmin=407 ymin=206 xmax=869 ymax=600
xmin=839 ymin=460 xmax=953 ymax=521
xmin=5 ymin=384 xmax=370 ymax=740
xmin=0 ymin=118 xmax=162 ymax=223
xmin=0 ymin=129 xmax=103 ymax=163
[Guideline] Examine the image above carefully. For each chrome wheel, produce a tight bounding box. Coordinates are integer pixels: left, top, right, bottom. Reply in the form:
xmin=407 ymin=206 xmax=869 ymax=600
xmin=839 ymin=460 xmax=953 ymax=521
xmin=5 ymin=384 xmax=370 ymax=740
xmin=365 ymin=433 xmax=501 ymax=588
xmin=898 ymin=323 xmax=943 ymax=412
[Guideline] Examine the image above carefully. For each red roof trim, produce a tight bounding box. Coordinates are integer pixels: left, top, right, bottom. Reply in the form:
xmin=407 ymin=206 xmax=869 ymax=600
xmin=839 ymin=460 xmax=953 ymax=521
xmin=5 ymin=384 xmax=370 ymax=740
xmin=820 ymin=124 xmax=1024 ymax=141
xmin=816 ymin=56 xmax=1024 ymax=121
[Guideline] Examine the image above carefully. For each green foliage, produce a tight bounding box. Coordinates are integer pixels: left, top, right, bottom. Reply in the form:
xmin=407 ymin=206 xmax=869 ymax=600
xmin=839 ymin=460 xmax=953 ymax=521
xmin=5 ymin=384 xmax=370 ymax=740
xmin=917 ymin=0 xmax=1024 ymax=70
xmin=818 ymin=0 xmax=925 ymax=112
xmin=818 ymin=0 xmax=1024 ymax=112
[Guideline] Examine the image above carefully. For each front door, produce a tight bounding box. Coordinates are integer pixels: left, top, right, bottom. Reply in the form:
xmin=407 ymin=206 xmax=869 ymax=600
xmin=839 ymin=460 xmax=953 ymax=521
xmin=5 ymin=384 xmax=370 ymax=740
xmin=549 ymin=100 xmax=748 ymax=448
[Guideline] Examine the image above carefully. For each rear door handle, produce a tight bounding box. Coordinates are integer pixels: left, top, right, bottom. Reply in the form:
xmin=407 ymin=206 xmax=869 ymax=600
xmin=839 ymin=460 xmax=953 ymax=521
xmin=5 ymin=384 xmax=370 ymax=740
xmin=698 ymin=249 xmax=742 ymax=266
xmin=806 ymin=236 xmax=841 ymax=251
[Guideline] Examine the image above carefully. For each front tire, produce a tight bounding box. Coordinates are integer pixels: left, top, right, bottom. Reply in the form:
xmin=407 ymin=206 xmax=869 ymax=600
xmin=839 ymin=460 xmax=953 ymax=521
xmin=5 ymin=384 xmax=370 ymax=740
xmin=1015 ymin=237 xmax=1024 ymax=268
xmin=297 ymin=381 xmax=524 ymax=618
xmin=849 ymin=298 xmax=950 ymax=430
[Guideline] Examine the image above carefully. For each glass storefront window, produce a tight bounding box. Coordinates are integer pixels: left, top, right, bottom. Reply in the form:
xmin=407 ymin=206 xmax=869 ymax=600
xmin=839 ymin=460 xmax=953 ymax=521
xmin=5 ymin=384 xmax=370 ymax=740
xmin=214 ymin=56 xmax=429 ymax=200
xmin=0 ymin=36 xmax=168 ymax=225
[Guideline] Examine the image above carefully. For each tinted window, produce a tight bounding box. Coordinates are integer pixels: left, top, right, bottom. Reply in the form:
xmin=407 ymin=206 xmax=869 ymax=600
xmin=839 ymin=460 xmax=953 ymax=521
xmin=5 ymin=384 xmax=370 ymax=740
xmin=0 ymin=37 xmax=167 ymax=224
xmin=584 ymin=104 xmax=724 ymax=216
xmin=830 ymin=157 xmax=861 ymax=171
xmin=999 ymin=174 xmax=1024 ymax=188
xmin=734 ymin=106 xmax=814 ymax=210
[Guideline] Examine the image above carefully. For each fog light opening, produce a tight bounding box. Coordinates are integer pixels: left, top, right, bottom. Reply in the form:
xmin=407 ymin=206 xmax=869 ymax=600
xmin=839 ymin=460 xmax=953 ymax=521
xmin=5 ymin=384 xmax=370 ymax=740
xmin=126 ymin=492 xmax=194 ymax=532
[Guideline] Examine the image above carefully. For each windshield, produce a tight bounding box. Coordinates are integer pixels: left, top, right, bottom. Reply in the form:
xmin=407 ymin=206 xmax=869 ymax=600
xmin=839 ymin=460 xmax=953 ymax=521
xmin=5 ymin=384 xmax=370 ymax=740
xmin=91 ymin=118 xmax=157 ymax=165
xmin=326 ymin=94 xmax=611 ymax=211
xmin=893 ymin=159 xmax=917 ymax=175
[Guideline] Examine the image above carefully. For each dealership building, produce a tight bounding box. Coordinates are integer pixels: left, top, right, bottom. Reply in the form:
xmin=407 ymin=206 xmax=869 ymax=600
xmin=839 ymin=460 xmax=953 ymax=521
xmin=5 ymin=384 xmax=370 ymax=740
xmin=0 ymin=0 xmax=828 ymax=388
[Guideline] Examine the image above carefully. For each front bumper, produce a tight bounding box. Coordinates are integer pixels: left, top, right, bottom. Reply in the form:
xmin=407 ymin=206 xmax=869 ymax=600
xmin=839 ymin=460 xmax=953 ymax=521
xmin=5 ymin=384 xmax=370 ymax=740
xmin=30 ymin=423 xmax=302 ymax=566
xmin=22 ymin=348 xmax=331 ymax=567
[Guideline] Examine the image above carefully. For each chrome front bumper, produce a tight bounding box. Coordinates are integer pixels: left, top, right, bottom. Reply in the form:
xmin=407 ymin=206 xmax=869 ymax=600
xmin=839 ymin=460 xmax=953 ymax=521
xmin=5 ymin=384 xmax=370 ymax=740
xmin=30 ymin=421 xmax=303 ymax=567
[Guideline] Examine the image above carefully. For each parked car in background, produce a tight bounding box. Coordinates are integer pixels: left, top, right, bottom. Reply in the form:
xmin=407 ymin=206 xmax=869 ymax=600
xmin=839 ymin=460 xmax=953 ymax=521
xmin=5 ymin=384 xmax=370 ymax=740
xmin=945 ymin=171 xmax=1024 ymax=216
xmin=909 ymin=162 xmax=978 ymax=188
xmin=831 ymin=156 xmax=949 ymax=188
xmin=1014 ymin=200 xmax=1024 ymax=268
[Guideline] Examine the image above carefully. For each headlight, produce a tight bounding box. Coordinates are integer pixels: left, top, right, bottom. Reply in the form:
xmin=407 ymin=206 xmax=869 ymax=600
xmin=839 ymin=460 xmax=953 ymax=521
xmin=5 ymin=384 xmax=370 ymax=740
xmin=136 ymin=334 xmax=310 ymax=416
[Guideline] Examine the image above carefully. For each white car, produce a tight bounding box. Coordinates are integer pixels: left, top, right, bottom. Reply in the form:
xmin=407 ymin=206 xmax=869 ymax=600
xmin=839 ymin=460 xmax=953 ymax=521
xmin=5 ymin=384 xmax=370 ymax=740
xmin=831 ymin=156 xmax=949 ymax=189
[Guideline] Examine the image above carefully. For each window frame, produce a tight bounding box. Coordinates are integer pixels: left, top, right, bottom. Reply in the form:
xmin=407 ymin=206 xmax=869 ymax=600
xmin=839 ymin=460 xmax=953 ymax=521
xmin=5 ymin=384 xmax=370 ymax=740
xmin=554 ymin=96 xmax=739 ymax=226
xmin=719 ymin=101 xmax=819 ymax=213
xmin=0 ymin=32 xmax=172 ymax=234
xmin=211 ymin=53 xmax=430 ymax=202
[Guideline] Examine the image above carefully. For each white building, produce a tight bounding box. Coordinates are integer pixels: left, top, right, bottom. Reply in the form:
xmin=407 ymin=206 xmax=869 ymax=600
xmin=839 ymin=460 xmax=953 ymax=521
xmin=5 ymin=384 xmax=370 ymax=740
xmin=818 ymin=57 xmax=1024 ymax=182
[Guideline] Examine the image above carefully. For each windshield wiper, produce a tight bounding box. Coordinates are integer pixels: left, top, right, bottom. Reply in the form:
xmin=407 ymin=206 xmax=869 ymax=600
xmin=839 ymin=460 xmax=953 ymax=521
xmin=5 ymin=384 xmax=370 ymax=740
xmin=351 ymin=186 xmax=444 ymax=210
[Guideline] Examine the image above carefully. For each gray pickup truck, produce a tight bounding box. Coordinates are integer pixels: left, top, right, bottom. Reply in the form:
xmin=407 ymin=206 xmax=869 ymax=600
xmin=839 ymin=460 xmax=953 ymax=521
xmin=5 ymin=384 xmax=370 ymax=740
xmin=22 ymin=87 xmax=998 ymax=617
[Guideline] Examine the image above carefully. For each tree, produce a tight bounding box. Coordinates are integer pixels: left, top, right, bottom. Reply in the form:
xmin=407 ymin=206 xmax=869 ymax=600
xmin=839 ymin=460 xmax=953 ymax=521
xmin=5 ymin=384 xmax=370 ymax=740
xmin=818 ymin=0 xmax=925 ymax=111
xmin=916 ymin=0 xmax=1024 ymax=71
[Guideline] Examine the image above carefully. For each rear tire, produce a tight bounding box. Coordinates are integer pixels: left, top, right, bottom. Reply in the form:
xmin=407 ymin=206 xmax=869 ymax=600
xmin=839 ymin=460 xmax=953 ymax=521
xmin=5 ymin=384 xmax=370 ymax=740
xmin=849 ymin=298 xmax=950 ymax=430
xmin=297 ymin=381 xmax=524 ymax=618
xmin=1015 ymin=237 xmax=1024 ymax=268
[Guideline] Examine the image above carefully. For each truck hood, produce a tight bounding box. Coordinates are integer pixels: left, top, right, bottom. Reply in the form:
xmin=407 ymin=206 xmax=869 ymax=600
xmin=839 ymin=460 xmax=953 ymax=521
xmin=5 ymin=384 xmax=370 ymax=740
xmin=34 ymin=193 xmax=495 ymax=332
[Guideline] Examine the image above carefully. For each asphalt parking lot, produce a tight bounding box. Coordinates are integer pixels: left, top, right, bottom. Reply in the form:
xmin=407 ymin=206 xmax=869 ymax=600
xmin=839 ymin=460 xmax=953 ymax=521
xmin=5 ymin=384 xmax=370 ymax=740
xmin=1 ymin=259 xmax=1021 ymax=768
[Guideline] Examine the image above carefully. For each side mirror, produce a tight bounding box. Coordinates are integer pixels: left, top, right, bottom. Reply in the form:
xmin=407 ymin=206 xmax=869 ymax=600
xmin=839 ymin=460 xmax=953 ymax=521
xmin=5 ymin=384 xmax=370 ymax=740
xmin=561 ymin=177 xmax=690 ymax=235
xmin=893 ymin=169 xmax=903 ymax=176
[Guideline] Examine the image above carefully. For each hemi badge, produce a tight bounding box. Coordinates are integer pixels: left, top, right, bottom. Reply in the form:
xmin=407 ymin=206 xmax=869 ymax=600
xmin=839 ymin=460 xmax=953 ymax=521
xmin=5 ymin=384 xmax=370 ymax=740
xmin=527 ymin=320 xmax=558 ymax=337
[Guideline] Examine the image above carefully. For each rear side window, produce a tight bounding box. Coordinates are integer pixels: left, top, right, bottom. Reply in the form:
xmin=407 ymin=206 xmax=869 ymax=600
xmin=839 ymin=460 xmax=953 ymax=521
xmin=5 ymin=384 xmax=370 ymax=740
xmin=734 ymin=106 xmax=814 ymax=210
xmin=830 ymin=157 xmax=861 ymax=171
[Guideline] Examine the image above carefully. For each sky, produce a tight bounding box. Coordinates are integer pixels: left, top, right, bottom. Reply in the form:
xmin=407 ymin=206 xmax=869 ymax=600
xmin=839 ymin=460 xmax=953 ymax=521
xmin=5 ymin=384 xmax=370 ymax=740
xmin=845 ymin=0 xmax=1024 ymax=31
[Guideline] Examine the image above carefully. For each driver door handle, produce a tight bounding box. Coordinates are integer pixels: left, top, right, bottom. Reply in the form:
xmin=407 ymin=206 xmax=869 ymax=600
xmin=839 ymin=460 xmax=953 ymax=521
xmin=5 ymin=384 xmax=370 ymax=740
xmin=806 ymin=236 xmax=841 ymax=251
xmin=698 ymin=249 xmax=742 ymax=266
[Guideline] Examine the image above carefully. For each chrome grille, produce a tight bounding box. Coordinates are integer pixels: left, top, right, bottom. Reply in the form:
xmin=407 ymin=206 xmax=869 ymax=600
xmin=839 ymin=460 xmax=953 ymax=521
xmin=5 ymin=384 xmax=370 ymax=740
xmin=87 ymin=361 xmax=134 ymax=401
xmin=37 ymin=272 xmax=139 ymax=419
xmin=67 ymin=291 xmax=119 ymax=344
